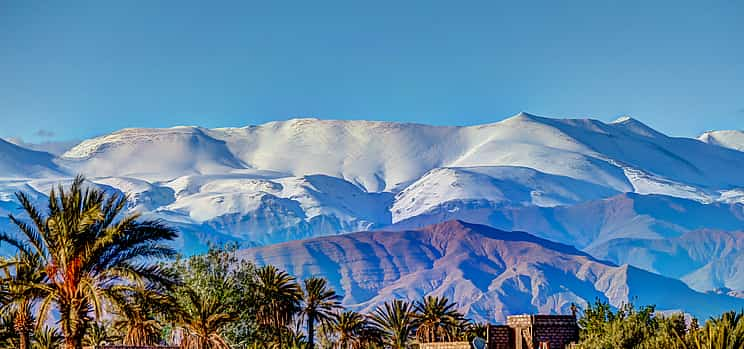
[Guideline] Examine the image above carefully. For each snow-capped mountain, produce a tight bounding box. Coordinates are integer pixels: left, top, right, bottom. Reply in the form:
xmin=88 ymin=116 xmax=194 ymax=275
xmin=699 ymin=130 xmax=744 ymax=152
xmin=54 ymin=113 xmax=744 ymax=197
xmin=2 ymin=113 xmax=744 ymax=298
xmin=0 ymin=138 xmax=65 ymax=178
xmin=238 ymin=220 xmax=744 ymax=322
xmin=61 ymin=126 xmax=246 ymax=180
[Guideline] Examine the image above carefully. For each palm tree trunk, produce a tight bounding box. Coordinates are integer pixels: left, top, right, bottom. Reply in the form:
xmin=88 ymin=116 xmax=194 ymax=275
xmin=14 ymin=299 xmax=32 ymax=349
xmin=18 ymin=333 xmax=30 ymax=349
xmin=14 ymin=318 xmax=31 ymax=349
xmin=307 ymin=313 xmax=315 ymax=349
xmin=60 ymin=302 xmax=85 ymax=349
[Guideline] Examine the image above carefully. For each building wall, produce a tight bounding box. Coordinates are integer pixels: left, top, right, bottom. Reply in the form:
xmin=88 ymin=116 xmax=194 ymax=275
xmin=505 ymin=315 xmax=579 ymax=349
xmin=420 ymin=342 xmax=472 ymax=349
xmin=487 ymin=325 xmax=512 ymax=349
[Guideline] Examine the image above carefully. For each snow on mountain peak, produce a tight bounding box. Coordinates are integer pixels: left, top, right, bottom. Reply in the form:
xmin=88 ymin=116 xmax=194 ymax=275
xmin=611 ymin=115 xmax=634 ymax=124
xmin=36 ymin=114 xmax=744 ymax=195
xmin=699 ymin=130 xmax=744 ymax=152
xmin=3 ymin=114 xmax=744 ymax=303
xmin=60 ymin=126 xmax=245 ymax=180
xmin=63 ymin=126 xmax=206 ymax=159
xmin=608 ymin=115 xmax=662 ymax=138
xmin=0 ymin=138 xmax=66 ymax=178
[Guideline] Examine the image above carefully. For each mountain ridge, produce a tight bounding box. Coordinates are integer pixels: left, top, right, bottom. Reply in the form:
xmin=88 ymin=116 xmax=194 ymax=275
xmin=2 ymin=113 xmax=744 ymax=301
xmin=39 ymin=113 xmax=744 ymax=195
xmin=237 ymin=220 xmax=744 ymax=322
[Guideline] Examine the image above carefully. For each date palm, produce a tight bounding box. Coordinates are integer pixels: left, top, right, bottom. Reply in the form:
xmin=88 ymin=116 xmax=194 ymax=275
xmin=413 ymin=295 xmax=464 ymax=343
xmin=83 ymin=321 xmax=118 ymax=347
xmin=255 ymin=265 xmax=302 ymax=345
xmin=0 ymin=277 xmax=7 ymax=311
xmin=357 ymin=321 xmax=384 ymax=349
xmin=176 ymin=286 xmax=236 ymax=349
xmin=0 ymin=310 xmax=18 ymax=347
xmin=327 ymin=311 xmax=366 ymax=349
xmin=0 ymin=251 xmax=46 ymax=349
xmin=0 ymin=175 xmax=179 ymax=349
xmin=32 ymin=326 xmax=63 ymax=349
xmin=111 ymin=289 xmax=173 ymax=346
xmin=301 ymin=277 xmax=341 ymax=349
xmin=370 ymin=299 xmax=417 ymax=349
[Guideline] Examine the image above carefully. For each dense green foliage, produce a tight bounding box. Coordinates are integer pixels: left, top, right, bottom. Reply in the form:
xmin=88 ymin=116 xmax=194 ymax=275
xmin=171 ymin=244 xmax=260 ymax=348
xmin=167 ymin=246 xmax=478 ymax=348
xmin=577 ymin=299 xmax=744 ymax=349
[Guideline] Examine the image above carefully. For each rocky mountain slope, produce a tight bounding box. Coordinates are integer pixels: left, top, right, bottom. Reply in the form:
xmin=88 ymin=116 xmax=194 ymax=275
xmin=392 ymin=193 xmax=744 ymax=249
xmin=587 ymin=229 xmax=744 ymax=293
xmin=238 ymin=221 xmax=744 ymax=322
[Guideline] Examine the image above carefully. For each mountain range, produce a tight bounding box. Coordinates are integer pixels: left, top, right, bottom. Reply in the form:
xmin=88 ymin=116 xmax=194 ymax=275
xmin=2 ymin=113 xmax=744 ymax=319
xmin=238 ymin=220 xmax=744 ymax=322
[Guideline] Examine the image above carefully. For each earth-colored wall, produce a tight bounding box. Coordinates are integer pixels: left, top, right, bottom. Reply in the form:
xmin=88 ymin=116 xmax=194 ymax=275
xmin=420 ymin=342 xmax=472 ymax=349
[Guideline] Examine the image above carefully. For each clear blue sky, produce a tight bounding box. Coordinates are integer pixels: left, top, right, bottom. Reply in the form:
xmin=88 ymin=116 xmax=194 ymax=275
xmin=1 ymin=0 xmax=742 ymax=142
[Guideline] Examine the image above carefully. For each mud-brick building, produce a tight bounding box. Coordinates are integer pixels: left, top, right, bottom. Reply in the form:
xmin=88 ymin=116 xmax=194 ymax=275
xmin=486 ymin=314 xmax=579 ymax=349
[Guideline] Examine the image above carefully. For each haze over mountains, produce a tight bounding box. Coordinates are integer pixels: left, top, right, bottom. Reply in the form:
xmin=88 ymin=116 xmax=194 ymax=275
xmin=2 ymin=112 xmax=744 ymax=319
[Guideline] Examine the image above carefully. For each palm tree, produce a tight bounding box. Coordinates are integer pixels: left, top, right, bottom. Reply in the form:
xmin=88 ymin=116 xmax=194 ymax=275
xmin=461 ymin=321 xmax=488 ymax=342
xmin=0 ymin=311 xmax=18 ymax=348
xmin=111 ymin=288 xmax=175 ymax=346
xmin=255 ymin=265 xmax=302 ymax=345
xmin=83 ymin=321 xmax=118 ymax=347
xmin=301 ymin=277 xmax=341 ymax=349
xmin=413 ymin=296 xmax=464 ymax=343
xmin=0 ymin=276 xmax=7 ymax=310
xmin=115 ymin=309 xmax=164 ymax=346
xmin=175 ymin=286 xmax=236 ymax=349
xmin=283 ymin=326 xmax=309 ymax=349
xmin=689 ymin=311 xmax=744 ymax=349
xmin=12 ymin=300 xmax=34 ymax=349
xmin=326 ymin=311 xmax=366 ymax=349
xmin=0 ymin=175 xmax=179 ymax=349
xmin=370 ymin=299 xmax=417 ymax=349
xmin=356 ymin=320 xmax=384 ymax=349
xmin=32 ymin=326 xmax=63 ymax=349
xmin=0 ymin=252 xmax=46 ymax=349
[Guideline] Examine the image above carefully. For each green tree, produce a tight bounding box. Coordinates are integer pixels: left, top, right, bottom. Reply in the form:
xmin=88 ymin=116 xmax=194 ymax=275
xmin=322 ymin=310 xmax=381 ymax=349
xmin=578 ymin=298 xmax=616 ymax=337
xmin=32 ymin=326 xmax=63 ymax=349
xmin=0 ymin=311 xmax=18 ymax=348
xmin=413 ymin=295 xmax=464 ymax=343
xmin=83 ymin=321 xmax=118 ymax=347
xmin=689 ymin=311 xmax=744 ymax=349
xmin=574 ymin=299 xmax=727 ymax=349
xmin=301 ymin=277 xmax=341 ymax=349
xmin=171 ymin=244 xmax=260 ymax=348
xmin=255 ymin=265 xmax=302 ymax=345
xmin=0 ymin=175 xmax=179 ymax=349
xmin=370 ymin=299 xmax=417 ymax=349
xmin=0 ymin=250 xmax=46 ymax=349
xmin=111 ymin=288 xmax=173 ymax=346
xmin=577 ymin=301 xmax=658 ymax=349
xmin=176 ymin=286 xmax=235 ymax=349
